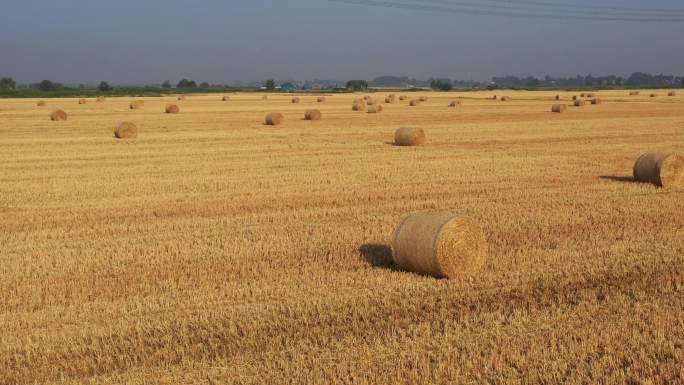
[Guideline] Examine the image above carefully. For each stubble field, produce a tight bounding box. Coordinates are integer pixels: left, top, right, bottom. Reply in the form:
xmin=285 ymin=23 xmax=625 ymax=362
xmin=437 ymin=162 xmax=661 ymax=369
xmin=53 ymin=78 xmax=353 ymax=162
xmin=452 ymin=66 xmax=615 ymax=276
xmin=1 ymin=90 xmax=683 ymax=385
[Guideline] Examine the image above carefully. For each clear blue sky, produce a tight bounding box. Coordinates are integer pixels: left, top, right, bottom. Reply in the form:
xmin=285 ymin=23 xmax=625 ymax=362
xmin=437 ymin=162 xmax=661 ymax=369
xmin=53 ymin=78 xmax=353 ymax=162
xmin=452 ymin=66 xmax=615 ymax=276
xmin=1 ymin=0 xmax=683 ymax=84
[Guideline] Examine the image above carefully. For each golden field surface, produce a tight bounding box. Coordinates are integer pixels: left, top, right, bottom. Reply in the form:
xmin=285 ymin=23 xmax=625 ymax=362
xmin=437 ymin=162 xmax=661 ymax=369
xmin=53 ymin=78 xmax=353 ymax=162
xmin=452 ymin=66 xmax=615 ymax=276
xmin=1 ymin=90 xmax=683 ymax=385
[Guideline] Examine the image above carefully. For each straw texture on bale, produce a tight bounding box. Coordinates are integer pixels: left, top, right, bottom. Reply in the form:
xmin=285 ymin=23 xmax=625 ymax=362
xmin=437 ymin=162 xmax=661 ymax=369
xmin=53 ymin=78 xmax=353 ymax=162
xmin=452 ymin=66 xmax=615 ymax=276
xmin=392 ymin=211 xmax=488 ymax=279
xmin=78 ymin=99 xmax=87 ymax=104
xmin=130 ymin=100 xmax=144 ymax=109
xmin=551 ymin=104 xmax=567 ymax=113
xmin=449 ymin=100 xmax=461 ymax=107
xmin=394 ymin=127 xmax=425 ymax=146
xmin=630 ymin=91 xmax=640 ymax=96
xmin=573 ymin=100 xmax=585 ymax=107
xmin=633 ymin=153 xmax=684 ymax=188
xmin=500 ymin=96 xmax=509 ymax=101
xmin=419 ymin=96 xmax=428 ymax=102
xmin=555 ymin=95 xmax=561 ymax=100
xmin=265 ymin=112 xmax=284 ymax=126
xmin=409 ymin=100 xmax=420 ymax=106
xmin=352 ymin=99 xmax=366 ymax=111
xmin=291 ymin=97 xmax=300 ymax=103
xmin=37 ymin=100 xmax=46 ymax=106
xmin=165 ymin=104 xmax=180 ymax=114
xmin=650 ymin=93 xmax=657 ymax=98
xmin=317 ymin=96 xmax=326 ymax=103
xmin=572 ymin=95 xmax=578 ymax=100
xmin=304 ymin=109 xmax=322 ymax=120
xmin=222 ymin=96 xmax=230 ymax=101
xmin=385 ymin=94 xmax=396 ymax=103
xmin=367 ymin=105 xmax=383 ymax=113
xmin=50 ymin=110 xmax=67 ymax=121
xmin=367 ymin=98 xmax=377 ymax=106
xmin=114 ymin=122 xmax=138 ymax=139
xmin=668 ymin=91 xmax=676 ymax=96
xmin=591 ymin=98 xmax=602 ymax=105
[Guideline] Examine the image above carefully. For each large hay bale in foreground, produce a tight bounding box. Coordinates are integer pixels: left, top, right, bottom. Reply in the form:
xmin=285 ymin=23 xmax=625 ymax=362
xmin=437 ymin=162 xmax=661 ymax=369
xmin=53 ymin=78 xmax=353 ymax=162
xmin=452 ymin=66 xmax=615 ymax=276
xmin=291 ymin=96 xmax=300 ymax=103
xmin=352 ymin=99 xmax=366 ymax=111
xmin=394 ymin=127 xmax=425 ymax=146
xmin=591 ymin=98 xmax=602 ymax=105
xmin=50 ymin=110 xmax=67 ymax=121
xmin=304 ymin=109 xmax=322 ymax=120
xmin=551 ymin=104 xmax=567 ymax=113
xmin=78 ymin=98 xmax=87 ymax=105
xmin=37 ymin=100 xmax=46 ymax=107
xmin=114 ymin=121 xmax=138 ymax=139
xmin=409 ymin=99 xmax=420 ymax=106
xmin=130 ymin=100 xmax=144 ymax=109
xmin=392 ymin=211 xmax=488 ymax=279
xmin=633 ymin=153 xmax=684 ymax=188
xmin=573 ymin=100 xmax=585 ymax=107
xmin=367 ymin=105 xmax=383 ymax=113
xmin=265 ymin=112 xmax=284 ymax=125
xmin=317 ymin=96 xmax=326 ymax=103
xmin=448 ymin=100 xmax=461 ymax=107
xmin=165 ymin=104 xmax=180 ymax=114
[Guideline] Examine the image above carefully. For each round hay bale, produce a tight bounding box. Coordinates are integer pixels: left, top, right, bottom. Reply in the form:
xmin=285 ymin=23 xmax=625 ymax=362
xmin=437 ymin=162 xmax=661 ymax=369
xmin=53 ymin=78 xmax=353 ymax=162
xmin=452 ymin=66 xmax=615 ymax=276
xmin=573 ymin=100 xmax=585 ymax=107
xmin=37 ymin=100 xmax=46 ymax=107
xmin=419 ymin=96 xmax=428 ymax=102
xmin=291 ymin=96 xmax=300 ymax=104
xmin=177 ymin=95 xmax=186 ymax=101
xmin=409 ymin=99 xmax=420 ymax=106
xmin=399 ymin=95 xmax=407 ymax=101
xmin=650 ymin=93 xmax=657 ymax=98
xmin=630 ymin=91 xmax=640 ymax=96
xmin=114 ymin=121 xmax=138 ymax=139
xmin=590 ymin=98 xmax=602 ymax=105
xmin=304 ymin=109 xmax=322 ymax=120
xmin=352 ymin=99 xmax=367 ymax=111
xmin=572 ymin=95 xmax=578 ymax=100
xmin=555 ymin=95 xmax=561 ymax=100
xmin=363 ymin=95 xmax=370 ymax=101
xmin=492 ymin=95 xmax=498 ymax=100
xmin=367 ymin=105 xmax=383 ymax=113
xmin=50 ymin=110 xmax=67 ymax=121
xmin=317 ymin=96 xmax=326 ymax=103
xmin=448 ymin=100 xmax=461 ymax=107
xmin=394 ymin=127 xmax=425 ymax=146
xmin=265 ymin=112 xmax=284 ymax=125
xmin=633 ymin=153 xmax=684 ymax=188
xmin=96 ymin=96 xmax=105 ymax=102
xmin=500 ymin=96 xmax=509 ymax=101
xmin=129 ymin=100 xmax=144 ymax=109
xmin=385 ymin=94 xmax=396 ymax=103
xmin=668 ymin=91 xmax=676 ymax=97
xmin=165 ymin=104 xmax=180 ymax=114
xmin=551 ymin=104 xmax=567 ymax=113
xmin=367 ymin=98 xmax=377 ymax=106
xmin=78 ymin=98 xmax=87 ymax=105
xmin=392 ymin=210 xmax=488 ymax=279
xmin=222 ymin=96 xmax=230 ymax=101
xmin=580 ymin=93 xmax=586 ymax=98
xmin=586 ymin=93 xmax=595 ymax=98
xmin=262 ymin=95 xmax=268 ymax=100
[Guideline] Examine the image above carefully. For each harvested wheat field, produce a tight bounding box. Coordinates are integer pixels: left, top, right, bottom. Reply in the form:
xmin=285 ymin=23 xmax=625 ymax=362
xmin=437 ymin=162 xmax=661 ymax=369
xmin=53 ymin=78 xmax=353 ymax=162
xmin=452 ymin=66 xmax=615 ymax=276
xmin=1 ymin=90 xmax=683 ymax=385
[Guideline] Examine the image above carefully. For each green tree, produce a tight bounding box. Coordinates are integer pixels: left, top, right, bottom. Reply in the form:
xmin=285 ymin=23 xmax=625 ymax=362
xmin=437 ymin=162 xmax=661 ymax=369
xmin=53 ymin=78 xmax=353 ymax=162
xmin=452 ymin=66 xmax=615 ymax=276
xmin=37 ymin=80 xmax=58 ymax=92
xmin=430 ymin=79 xmax=452 ymax=91
xmin=264 ymin=79 xmax=276 ymax=90
xmin=177 ymin=79 xmax=197 ymax=88
xmin=0 ymin=77 xmax=16 ymax=90
xmin=161 ymin=80 xmax=172 ymax=89
xmin=98 ymin=81 xmax=112 ymax=92
xmin=345 ymin=80 xmax=368 ymax=91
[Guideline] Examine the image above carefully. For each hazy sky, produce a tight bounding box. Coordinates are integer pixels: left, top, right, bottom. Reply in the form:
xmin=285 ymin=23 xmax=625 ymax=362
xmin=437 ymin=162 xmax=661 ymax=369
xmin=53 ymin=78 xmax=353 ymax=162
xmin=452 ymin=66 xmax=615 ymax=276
xmin=1 ymin=0 xmax=683 ymax=84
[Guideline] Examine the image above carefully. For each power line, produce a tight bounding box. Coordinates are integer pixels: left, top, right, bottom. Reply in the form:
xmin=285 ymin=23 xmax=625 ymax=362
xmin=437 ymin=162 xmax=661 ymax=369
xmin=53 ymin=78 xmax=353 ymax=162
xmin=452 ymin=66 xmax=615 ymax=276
xmin=329 ymin=0 xmax=684 ymax=22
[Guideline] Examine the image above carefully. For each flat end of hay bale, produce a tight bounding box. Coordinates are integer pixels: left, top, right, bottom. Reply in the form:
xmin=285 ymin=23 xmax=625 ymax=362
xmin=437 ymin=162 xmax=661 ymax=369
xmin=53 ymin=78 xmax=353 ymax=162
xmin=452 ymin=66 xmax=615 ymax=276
xmin=50 ymin=110 xmax=67 ymax=121
xmin=265 ymin=112 xmax=284 ymax=125
xmin=165 ymin=104 xmax=180 ymax=113
xmin=633 ymin=153 xmax=684 ymax=188
xmin=394 ymin=127 xmax=425 ymax=146
xmin=114 ymin=122 xmax=138 ymax=139
xmin=551 ymin=104 xmax=567 ymax=113
xmin=304 ymin=109 xmax=322 ymax=120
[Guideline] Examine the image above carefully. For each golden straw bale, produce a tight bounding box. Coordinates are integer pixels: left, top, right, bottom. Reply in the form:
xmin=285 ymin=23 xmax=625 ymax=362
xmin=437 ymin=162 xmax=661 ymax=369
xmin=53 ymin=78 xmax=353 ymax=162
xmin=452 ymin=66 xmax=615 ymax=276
xmin=633 ymin=153 xmax=684 ymax=188
xmin=448 ymin=100 xmax=461 ymax=107
xmin=551 ymin=104 xmax=567 ymax=113
xmin=392 ymin=210 xmax=488 ymax=279
xmin=165 ymin=104 xmax=180 ymax=113
xmin=394 ymin=127 xmax=425 ymax=146
xmin=37 ymin=100 xmax=46 ymax=107
xmin=291 ymin=96 xmax=300 ymax=103
xmin=573 ymin=100 xmax=585 ymax=107
xmin=78 ymin=98 xmax=87 ymax=104
xmin=409 ymin=99 xmax=420 ymax=106
xmin=317 ymin=96 xmax=326 ymax=103
xmin=265 ymin=112 xmax=284 ymax=125
xmin=50 ymin=110 xmax=67 ymax=121
xmin=114 ymin=122 xmax=137 ymax=139
xmin=591 ymin=98 xmax=602 ymax=105
xmin=352 ymin=99 xmax=367 ymax=111
xmin=367 ymin=105 xmax=383 ymax=113
xmin=129 ymin=100 xmax=144 ymax=109
xmin=304 ymin=109 xmax=322 ymax=120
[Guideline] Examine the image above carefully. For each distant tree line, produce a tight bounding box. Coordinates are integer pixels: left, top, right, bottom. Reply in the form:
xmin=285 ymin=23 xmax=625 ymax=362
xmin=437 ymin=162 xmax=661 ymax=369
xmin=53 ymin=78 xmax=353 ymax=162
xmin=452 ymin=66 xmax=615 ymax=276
xmin=491 ymin=72 xmax=684 ymax=88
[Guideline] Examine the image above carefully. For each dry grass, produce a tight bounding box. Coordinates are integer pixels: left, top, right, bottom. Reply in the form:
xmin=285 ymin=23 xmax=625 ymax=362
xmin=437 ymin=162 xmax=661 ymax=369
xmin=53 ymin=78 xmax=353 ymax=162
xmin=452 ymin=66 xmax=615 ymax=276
xmin=1 ymin=90 xmax=683 ymax=385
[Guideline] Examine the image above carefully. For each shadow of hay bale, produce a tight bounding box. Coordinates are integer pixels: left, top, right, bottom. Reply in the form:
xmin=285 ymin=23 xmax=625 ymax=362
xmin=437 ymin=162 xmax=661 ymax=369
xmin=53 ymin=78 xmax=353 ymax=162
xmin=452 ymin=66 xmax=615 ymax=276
xmin=358 ymin=244 xmax=397 ymax=270
xmin=599 ymin=175 xmax=636 ymax=184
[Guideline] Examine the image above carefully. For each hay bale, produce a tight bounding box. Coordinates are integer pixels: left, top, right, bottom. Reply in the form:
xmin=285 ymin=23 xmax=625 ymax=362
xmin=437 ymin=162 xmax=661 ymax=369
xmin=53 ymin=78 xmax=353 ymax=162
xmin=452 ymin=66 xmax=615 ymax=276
xmin=165 ymin=104 xmax=180 ymax=114
xmin=177 ymin=95 xmax=186 ymax=101
xmin=394 ymin=127 xmax=425 ymax=146
xmin=367 ymin=98 xmax=377 ymax=106
xmin=409 ymin=99 xmax=420 ymax=106
xmin=78 ymin=98 xmax=87 ymax=105
xmin=37 ymin=100 xmax=46 ymax=107
xmin=50 ymin=110 xmax=67 ymax=121
xmin=580 ymin=93 xmax=586 ymax=98
xmin=448 ymin=100 xmax=461 ymax=107
xmin=399 ymin=95 xmax=407 ymax=101
xmin=650 ymin=93 xmax=657 ymax=98
xmin=555 ymin=95 xmax=561 ymax=100
xmin=492 ymin=95 xmax=498 ymax=100
xmin=630 ymin=91 xmax=640 ymax=96
xmin=291 ymin=96 xmax=300 ymax=103
xmin=633 ymin=153 xmax=684 ymax=188
xmin=591 ymin=98 xmax=602 ymax=105
xmin=573 ymin=100 xmax=585 ymax=107
xmin=262 ymin=95 xmax=268 ymax=100
xmin=392 ymin=210 xmax=488 ymax=279
xmin=572 ymin=95 xmax=578 ymax=100
xmin=96 ymin=96 xmax=105 ymax=102
xmin=419 ymin=96 xmax=428 ymax=102
xmin=385 ymin=95 xmax=396 ymax=103
xmin=222 ymin=96 xmax=230 ymax=101
xmin=668 ymin=91 xmax=676 ymax=97
xmin=551 ymin=104 xmax=567 ymax=113
xmin=129 ymin=100 xmax=144 ymax=109
xmin=352 ymin=99 xmax=367 ymax=111
xmin=114 ymin=121 xmax=138 ymax=139
xmin=304 ymin=109 xmax=322 ymax=120
xmin=363 ymin=95 xmax=370 ymax=100
xmin=265 ymin=112 xmax=284 ymax=125
xmin=586 ymin=93 xmax=595 ymax=98
xmin=317 ymin=96 xmax=326 ymax=103
xmin=500 ymin=96 xmax=509 ymax=101
xmin=367 ymin=105 xmax=383 ymax=113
